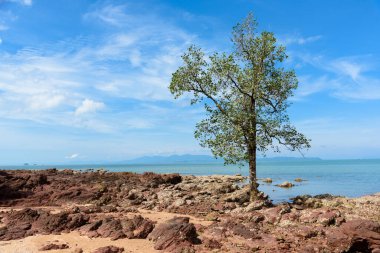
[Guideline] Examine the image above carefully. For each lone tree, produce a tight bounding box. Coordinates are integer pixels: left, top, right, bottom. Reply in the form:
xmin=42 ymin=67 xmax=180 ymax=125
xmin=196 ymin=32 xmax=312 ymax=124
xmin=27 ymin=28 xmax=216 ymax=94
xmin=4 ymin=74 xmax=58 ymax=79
xmin=169 ymin=14 xmax=310 ymax=201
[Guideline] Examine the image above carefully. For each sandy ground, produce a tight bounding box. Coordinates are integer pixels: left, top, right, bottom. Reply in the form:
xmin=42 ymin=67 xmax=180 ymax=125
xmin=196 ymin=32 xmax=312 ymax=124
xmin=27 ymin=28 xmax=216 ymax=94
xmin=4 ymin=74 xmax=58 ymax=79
xmin=0 ymin=208 xmax=211 ymax=253
xmin=0 ymin=231 xmax=158 ymax=253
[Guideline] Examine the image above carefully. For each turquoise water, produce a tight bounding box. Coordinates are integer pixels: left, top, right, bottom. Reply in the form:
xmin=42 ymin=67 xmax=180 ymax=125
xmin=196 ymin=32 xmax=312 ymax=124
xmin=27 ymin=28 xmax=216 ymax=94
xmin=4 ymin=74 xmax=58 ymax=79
xmin=1 ymin=159 xmax=380 ymax=203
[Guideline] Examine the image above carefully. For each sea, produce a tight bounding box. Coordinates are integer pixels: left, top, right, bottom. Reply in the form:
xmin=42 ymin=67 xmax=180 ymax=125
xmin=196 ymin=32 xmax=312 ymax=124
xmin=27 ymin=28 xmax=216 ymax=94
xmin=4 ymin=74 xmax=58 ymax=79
xmin=1 ymin=159 xmax=380 ymax=203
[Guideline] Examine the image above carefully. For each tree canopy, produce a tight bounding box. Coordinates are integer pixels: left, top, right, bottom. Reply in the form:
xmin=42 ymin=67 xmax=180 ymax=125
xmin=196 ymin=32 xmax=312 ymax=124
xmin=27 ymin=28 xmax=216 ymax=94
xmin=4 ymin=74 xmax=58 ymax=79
xmin=169 ymin=13 xmax=310 ymax=199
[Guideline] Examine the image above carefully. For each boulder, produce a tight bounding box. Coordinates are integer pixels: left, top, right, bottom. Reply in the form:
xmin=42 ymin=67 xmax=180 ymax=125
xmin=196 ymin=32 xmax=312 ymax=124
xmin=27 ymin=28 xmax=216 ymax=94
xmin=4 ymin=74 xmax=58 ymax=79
xmin=121 ymin=215 xmax=155 ymax=239
xmin=80 ymin=215 xmax=154 ymax=240
xmin=340 ymin=219 xmax=380 ymax=251
xmin=91 ymin=246 xmax=124 ymax=253
xmin=224 ymin=185 xmax=250 ymax=204
xmin=262 ymin=178 xmax=273 ymax=183
xmin=275 ymin=181 xmax=294 ymax=188
xmin=40 ymin=243 xmax=69 ymax=251
xmin=141 ymin=172 xmax=182 ymax=188
xmin=148 ymin=217 xmax=200 ymax=252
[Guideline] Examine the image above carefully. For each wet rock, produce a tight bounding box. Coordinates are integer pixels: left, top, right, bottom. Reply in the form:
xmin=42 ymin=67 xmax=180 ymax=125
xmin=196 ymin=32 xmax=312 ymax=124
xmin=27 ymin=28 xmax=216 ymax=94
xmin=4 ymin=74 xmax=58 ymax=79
xmin=291 ymin=195 xmax=323 ymax=208
xmin=275 ymin=181 xmax=294 ymax=188
xmin=40 ymin=243 xmax=69 ymax=251
xmin=91 ymin=246 xmax=124 ymax=253
xmin=262 ymin=178 xmax=273 ymax=183
xmin=294 ymin=178 xmax=305 ymax=182
xmin=141 ymin=172 xmax=182 ymax=188
xmin=314 ymin=193 xmax=339 ymax=199
xmin=148 ymin=217 xmax=200 ymax=252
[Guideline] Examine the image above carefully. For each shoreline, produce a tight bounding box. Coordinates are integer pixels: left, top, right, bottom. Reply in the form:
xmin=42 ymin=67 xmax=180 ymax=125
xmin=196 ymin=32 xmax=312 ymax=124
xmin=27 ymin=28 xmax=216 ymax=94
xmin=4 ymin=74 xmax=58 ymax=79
xmin=0 ymin=169 xmax=379 ymax=252
xmin=2 ymin=160 xmax=380 ymax=199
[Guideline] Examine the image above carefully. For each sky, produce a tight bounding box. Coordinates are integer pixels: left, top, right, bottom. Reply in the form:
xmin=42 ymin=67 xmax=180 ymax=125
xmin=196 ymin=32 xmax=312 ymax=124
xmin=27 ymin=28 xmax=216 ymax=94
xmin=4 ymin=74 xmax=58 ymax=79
xmin=0 ymin=0 xmax=380 ymax=164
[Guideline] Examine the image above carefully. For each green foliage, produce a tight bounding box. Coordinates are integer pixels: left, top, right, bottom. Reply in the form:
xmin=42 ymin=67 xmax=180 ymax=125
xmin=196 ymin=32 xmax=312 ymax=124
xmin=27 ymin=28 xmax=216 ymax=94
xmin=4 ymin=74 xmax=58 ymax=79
xmin=170 ymin=13 xmax=310 ymax=166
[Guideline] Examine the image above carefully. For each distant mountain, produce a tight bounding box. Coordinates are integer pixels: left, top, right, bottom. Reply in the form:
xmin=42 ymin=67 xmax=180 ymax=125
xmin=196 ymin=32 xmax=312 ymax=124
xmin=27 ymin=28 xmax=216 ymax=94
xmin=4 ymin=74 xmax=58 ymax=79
xmin=123 ymin=154 xmax=223 ymax=164
xmin=258 ymin=156 xmax=322 ymax=162
xmin=122 ymin=154 xmax=321 ymax=164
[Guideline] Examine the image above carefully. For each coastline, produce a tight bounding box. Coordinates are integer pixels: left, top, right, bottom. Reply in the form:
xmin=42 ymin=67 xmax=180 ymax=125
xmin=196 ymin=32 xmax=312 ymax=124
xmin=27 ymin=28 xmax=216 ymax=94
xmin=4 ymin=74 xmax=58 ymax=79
xmin=0 ymin=169 xmax=379 ymax=252
xmin=2 ymin=158 xmax=380 ymax=203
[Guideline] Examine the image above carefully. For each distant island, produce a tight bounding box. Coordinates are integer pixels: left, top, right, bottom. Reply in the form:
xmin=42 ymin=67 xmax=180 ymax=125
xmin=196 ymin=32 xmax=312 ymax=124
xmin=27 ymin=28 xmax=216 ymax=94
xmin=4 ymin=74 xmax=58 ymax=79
xmin=121 ymin=154 xmax=322 ymax=164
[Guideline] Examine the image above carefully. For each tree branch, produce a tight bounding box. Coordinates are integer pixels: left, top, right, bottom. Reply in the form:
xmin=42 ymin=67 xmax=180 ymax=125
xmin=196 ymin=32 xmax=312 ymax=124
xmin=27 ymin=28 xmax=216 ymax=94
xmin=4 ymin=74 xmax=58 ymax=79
xmin=227 ymin=73 xmax=252 ymax=98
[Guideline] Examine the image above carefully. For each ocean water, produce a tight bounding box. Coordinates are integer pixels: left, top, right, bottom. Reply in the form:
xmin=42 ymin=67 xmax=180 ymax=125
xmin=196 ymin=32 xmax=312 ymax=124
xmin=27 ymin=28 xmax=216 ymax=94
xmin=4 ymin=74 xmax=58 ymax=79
xmin=2 ymin=159 xmax=380 ymax=203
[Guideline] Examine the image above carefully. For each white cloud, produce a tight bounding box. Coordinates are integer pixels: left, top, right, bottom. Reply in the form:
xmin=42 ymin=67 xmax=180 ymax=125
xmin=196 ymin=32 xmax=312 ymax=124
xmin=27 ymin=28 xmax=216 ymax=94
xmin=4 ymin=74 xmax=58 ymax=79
xmin=291 ymin=52 xmax=380 ymax=100
xmin=66 ymin=153 xmax=79 ymax=159
xmin=279 ymin=34 xmax=322 ymax=46
xmin=330 ymin=59 xmax=366 ymax=80
xmin=28 ymin=94 xmax=66 ymax=110
xmin=0 ymin=2 xmax=200 ymax=135
xmin=75 ymin=99 xmax=105 ymax=116
xmin=293 ymin=75 xmax=332 ymax=99
xmin=83 ymin=4 xmax=129 ymax=27
xmin=333 ymin=76 xmax=380 ymax=100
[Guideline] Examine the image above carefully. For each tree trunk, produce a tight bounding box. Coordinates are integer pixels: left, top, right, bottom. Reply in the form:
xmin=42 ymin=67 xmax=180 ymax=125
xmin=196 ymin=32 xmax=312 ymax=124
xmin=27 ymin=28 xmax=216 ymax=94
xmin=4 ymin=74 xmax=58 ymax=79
xmin=248 ymin=146 xmax=259 ymax=201
xmin=248 ymin=96 xmax=258 ymax=201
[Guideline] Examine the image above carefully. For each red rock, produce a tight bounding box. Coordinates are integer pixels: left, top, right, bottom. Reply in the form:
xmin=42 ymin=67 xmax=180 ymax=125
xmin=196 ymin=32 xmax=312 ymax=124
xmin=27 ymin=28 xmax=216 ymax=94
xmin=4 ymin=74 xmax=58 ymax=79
xmin=202 ymin=238 xmax=222 ymax=249
xmin=79 ymin=215 xmax=154 ymax=240
xmin=340 ymin=219 xmax=380 ymax=251
xmin=141 ymin=172 xmax=182 ymax=188
xmin=91 ymin=246 xmax=124 ymax=253
xmin=316 ymin=209 xmax=341 ymax=226
xmin=263 ymin=204 xmax=291 ymax=224
xmin=121 ymin=215 xmax=155 ymax=239
xmin=40 ymin=243 xmax=69 ymax=251
xmin=148 ymin=217 xmax=200 ymax=252
xmin=96 ymin=218 xmax=125 ymax=240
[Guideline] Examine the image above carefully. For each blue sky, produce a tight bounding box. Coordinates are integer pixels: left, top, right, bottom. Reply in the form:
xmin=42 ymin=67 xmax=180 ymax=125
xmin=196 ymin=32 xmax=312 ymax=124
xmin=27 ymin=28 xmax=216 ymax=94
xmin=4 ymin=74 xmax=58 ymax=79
xmin=0 ymin=0 xmax=380 ymax=164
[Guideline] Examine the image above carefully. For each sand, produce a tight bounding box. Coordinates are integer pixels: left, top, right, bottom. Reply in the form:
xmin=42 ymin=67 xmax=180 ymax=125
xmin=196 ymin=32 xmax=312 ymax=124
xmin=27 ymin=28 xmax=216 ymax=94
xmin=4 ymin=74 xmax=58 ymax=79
xmin=0 ymin=231 xmax=158 ymax=253
xmin=0 ymin=208 xmax=211 ymax=253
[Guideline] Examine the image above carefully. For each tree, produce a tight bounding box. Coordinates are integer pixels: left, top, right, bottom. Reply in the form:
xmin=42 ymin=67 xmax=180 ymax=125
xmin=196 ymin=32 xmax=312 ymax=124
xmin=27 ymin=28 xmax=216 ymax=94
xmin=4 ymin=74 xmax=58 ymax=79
xmin=169 ymin=13 xmax=311 ymax=201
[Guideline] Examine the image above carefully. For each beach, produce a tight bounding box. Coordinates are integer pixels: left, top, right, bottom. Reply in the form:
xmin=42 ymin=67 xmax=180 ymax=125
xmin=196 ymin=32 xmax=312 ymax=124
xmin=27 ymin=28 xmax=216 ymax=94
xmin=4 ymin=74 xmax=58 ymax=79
xmin=0 ymin=169 xmax=379 ymax=252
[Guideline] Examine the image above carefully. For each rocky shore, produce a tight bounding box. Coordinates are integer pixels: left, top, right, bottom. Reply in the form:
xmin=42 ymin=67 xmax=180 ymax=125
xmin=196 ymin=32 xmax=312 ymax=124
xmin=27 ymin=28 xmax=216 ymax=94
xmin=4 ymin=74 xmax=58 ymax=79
xmin=0 ymin=169 xmax=379 ymax=252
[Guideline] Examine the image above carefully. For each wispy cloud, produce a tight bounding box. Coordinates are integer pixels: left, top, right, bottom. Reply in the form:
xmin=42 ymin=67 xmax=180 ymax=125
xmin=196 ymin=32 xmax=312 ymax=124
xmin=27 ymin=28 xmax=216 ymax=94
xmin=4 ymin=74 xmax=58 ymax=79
xmin=0 ymin=2 xmax=200 ymax=135
xmin=75 ymin=99 xmax=105 ymax=116
xmin=279 ymin=34 xmax=322 ymax=46
xmin=66 ymin=153 xmax=79 ymax=159
xmin=292 ymin=53 xmax=380 ymax=100
xmin=329 ymin=58 xmax=368 ymax=81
